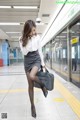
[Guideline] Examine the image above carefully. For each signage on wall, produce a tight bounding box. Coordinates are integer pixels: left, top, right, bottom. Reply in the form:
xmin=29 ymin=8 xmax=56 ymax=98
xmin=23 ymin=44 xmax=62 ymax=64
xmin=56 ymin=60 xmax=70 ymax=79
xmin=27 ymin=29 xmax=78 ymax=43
xmin=71 ymin=37 xmax=79 ymax=44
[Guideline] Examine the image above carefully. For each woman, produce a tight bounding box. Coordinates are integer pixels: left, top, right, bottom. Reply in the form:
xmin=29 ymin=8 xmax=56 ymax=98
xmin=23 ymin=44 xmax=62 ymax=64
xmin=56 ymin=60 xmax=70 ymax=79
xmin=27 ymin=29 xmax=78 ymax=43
xmin=19 ymin=20 xmax=48 ymax=118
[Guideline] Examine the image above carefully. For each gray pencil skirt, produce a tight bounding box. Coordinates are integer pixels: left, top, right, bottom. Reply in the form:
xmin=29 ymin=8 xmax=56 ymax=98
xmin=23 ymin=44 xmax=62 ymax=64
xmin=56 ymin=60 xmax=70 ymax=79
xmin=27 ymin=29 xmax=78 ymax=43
xmin=24 ymin=50 xmax=41 ymax=72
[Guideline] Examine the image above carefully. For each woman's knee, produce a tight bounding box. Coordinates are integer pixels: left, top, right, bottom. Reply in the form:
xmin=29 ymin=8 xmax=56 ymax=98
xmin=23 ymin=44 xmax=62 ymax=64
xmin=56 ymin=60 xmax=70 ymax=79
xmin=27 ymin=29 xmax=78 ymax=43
xmin=29 ymin=74 xmax=35 ymax=81
xmin=28 ymin=78 xmax=34 ymax=89
xmin=26 ymin=72 xmax=35 ymax=81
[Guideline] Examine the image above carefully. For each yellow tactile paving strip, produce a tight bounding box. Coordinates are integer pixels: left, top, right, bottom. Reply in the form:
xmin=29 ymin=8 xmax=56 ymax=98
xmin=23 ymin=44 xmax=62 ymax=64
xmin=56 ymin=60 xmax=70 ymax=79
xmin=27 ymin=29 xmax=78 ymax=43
xmin=55 ymin=79 xmax=80 ymax=118
xmin=53 ymin=98 xmax=64 ymax=102
xmin=0 ymin=89 xmax=27 ymax=93
xmin=0 ymin=88 xmax=40 ymax=94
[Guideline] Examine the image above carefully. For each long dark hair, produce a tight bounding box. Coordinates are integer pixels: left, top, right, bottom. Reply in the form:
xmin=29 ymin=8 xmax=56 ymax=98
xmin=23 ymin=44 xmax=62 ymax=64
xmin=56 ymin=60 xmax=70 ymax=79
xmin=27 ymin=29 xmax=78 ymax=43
xmin=21 ymin=20 xmax=36 ymax=47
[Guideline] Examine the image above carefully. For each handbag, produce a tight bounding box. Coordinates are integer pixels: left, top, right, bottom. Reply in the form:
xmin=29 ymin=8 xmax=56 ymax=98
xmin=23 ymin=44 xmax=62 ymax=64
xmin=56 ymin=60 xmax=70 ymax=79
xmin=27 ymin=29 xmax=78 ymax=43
xmin=34 ymin=68 xmax=54 ymax=91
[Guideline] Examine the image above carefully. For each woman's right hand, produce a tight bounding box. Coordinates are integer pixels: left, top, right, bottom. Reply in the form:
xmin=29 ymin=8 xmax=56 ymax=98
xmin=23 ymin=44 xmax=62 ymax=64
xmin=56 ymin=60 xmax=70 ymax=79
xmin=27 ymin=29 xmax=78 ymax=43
xmin=42 ymin=66 xmax=46 ymax=72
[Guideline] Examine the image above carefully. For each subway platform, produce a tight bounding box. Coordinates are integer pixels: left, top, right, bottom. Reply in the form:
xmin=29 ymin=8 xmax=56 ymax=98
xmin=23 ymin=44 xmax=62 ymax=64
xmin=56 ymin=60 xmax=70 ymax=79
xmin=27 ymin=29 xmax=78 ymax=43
xmin=0 ymin=64 xmax=80 ymax=120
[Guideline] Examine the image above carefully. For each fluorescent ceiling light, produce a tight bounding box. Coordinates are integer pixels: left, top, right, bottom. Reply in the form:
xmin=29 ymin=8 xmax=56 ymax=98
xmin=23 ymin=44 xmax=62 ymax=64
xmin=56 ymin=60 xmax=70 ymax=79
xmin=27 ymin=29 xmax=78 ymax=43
xmin=62 ymin=31 xmax=67 ymax=33
xmin=11 ymin=36 xmax=20 ymax=38
xmin=72 ymin=36 xmax=78 ymax=37
xmin=52 ymin=41 xmax=55 ymax=44
xmin=55 ymin=39 xmax=59 ymax=40
xmin=6 ymin=32 xmax=21 ymax=33
xmin=57 ymin=36 xmax=66 ymax=38
xmin=36 ymin=22 xmax=44 ymax=26
xmin=70 ymin=31 xmax=75 ymax=33
xmin=13 ymin=6 xmax=38 ymax=9
xmin=0 ymin=6 xmax=11 ymax=8
xmin=77 ymin=23 xmax=80 ymax=25
xmin=0 ymin=23 xmax=20 ymax=25
xmin=70 ymin=30 xmax=75 ymax=33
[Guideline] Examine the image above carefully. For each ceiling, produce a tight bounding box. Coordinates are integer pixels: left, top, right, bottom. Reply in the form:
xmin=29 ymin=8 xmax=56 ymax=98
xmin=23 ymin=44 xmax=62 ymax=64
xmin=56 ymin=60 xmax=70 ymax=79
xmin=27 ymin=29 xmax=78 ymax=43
xmin=0 ymin=0 xmax=58 ymax=41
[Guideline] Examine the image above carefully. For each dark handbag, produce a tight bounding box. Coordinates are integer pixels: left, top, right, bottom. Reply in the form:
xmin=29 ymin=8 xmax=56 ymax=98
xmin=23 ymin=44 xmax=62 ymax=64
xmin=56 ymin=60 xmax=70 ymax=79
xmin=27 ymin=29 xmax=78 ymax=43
xmin=34 ymin=68 xmax=54 ymax=91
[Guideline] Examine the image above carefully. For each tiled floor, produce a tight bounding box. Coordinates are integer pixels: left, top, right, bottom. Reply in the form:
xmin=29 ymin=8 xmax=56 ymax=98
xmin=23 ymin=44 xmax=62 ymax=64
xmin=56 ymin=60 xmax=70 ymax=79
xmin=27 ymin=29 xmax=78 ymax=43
xmin=0 ymin=65 xmax=80 ymax=120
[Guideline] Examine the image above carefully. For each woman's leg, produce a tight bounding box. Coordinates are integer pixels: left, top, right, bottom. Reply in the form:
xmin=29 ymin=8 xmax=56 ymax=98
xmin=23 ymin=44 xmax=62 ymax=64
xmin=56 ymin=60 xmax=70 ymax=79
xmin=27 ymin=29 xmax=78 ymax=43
xmin=26 ymin=72 xmax=36 ymax=118
xmin=29 ymin=66 xmax=48 ymax=97
xmin=26 ymin=72 xmax=34 ymax=105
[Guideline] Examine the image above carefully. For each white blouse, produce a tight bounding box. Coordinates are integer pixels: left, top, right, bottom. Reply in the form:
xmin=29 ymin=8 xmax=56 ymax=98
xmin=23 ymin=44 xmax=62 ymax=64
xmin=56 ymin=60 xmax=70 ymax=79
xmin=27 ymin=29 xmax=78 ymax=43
xmin=19 ymin=35 xmax=45 ymax=66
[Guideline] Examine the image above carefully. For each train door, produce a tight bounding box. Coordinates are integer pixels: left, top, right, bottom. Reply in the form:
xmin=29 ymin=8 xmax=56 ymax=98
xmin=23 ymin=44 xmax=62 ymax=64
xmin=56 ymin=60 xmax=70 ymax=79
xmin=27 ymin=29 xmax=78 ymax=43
xmin=69 ymin=19 xmax=80 ymax=87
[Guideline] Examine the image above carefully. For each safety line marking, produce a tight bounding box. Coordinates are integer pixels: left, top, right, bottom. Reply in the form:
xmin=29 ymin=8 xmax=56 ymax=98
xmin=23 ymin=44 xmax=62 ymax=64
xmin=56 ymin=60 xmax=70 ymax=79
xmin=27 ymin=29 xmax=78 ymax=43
xmin=53 ymin=98 xmax=64 ymax=102
xmin=0 ymin=88 xmax=40 ymax=94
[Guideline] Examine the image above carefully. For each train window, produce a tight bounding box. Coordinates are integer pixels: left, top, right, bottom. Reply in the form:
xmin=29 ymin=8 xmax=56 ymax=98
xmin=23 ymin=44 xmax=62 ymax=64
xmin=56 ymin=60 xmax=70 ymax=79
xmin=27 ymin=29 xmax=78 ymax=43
xmin=43 ymin=42 xmax=51 ymax=68
xmin=72 ymin=46 xmax=75 ymax=59
xmin=78 ymin=45 xmax=80 ymax=59
xmin=52 ymin=28 xmax=68 ymax=80
xmin=63 ymin=49 xmax=66 ymax=58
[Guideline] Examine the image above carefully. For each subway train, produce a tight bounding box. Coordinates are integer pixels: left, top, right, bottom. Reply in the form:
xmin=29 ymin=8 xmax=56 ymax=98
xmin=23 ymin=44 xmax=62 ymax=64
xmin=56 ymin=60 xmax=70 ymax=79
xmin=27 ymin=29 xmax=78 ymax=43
xmin=41 ymin=1 xmax=80 ymax=87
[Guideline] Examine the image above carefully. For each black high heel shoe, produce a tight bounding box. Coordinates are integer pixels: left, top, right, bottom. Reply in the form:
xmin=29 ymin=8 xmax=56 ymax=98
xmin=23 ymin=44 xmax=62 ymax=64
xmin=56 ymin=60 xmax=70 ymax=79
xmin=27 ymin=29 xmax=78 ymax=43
xmin=41 ymin=86 xmax=48 ymax=97
xmin=31 ymin=105 xmax=36 ymax=118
